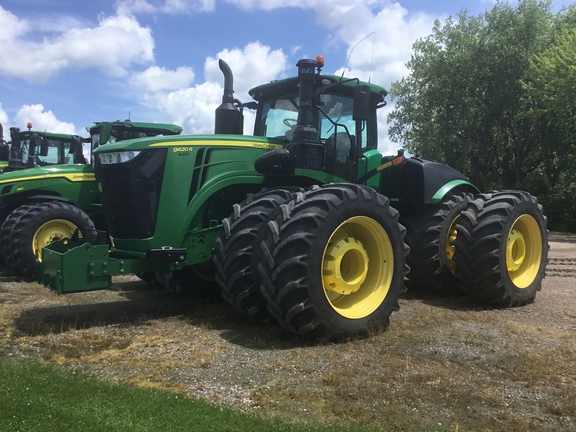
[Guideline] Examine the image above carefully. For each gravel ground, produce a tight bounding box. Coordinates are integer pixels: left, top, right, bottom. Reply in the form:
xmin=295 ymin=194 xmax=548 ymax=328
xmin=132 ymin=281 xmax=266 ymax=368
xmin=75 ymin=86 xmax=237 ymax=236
xmin=1 ymin=236 xmax=575 ymax=431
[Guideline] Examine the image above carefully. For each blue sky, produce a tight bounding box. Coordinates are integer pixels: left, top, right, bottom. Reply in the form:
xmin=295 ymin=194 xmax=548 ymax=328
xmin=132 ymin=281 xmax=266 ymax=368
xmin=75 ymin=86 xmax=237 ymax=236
xmin=0 ymin=0 xmax=565 ymax=154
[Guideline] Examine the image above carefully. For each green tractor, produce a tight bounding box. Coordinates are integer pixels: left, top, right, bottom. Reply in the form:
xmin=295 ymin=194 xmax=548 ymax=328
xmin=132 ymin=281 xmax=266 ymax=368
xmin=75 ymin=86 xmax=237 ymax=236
xmin=0 ymin=122 xmax=87 ymax=171
xmin=38 ymin=57 xmax=548 ymax=341
xmin=0 ymin=120 xmax=182 ymax=279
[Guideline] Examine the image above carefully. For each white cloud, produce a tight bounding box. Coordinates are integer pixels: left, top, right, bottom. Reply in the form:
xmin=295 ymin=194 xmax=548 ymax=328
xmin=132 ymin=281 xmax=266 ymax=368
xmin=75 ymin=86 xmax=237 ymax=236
xmin=161 ymin=0 xmax=216 ymax=13
xmin=130 ymin=66 xmax=195 ymax=93
xmin=221 ymin=1 xmax=437 ymax=151
xmin=116 ymin=0 xmax=216 ymax=15
xmin=139 ymin=42 xmax=288 ymax=134
xmin=0 ymin=104 xmax=8 ymax=127
xmin=328 ymin=2 xmax=436 ymax=151
xmin=1 ymin=1 xmax=437 ymax=153
xmin=290 ymin=45 xmax=302 ymax=55
xmin=204 ymin=42 xmax=288 ymax=98
xmin=224 ymin=0 xmax=312 ymax=11
xmin=0 ymin=6 xmax=27 ymax=41
xmin=116 ymin=0 xmax=157 ymax=15
xmin=158 ymin=82 xmax=222 ymax=134
xmin=0 ymin=6 xmax=155 ymax=82
xmin=14 ymin=105 xmax=77 ymax=135
xmin=128 ymin=0 xmax=431 ymax=152
xmin=34 ymin=14 xmax=88 ymax=33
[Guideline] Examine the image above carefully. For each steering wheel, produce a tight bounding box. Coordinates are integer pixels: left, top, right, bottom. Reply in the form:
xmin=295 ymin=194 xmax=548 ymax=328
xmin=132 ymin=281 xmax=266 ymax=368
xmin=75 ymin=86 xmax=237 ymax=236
xmin=283 ymin=118 xmax=298 ymax=127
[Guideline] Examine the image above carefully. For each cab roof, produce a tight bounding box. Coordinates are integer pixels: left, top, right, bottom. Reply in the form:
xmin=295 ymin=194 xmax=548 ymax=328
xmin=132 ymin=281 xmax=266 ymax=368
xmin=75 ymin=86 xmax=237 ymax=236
xmin=19 ymin=130 xmax=82 ymax=140
xmin=248 ymin=73 xmax=388 ymax=104
xmin=87 ymin=121 xmax=183 ymax=135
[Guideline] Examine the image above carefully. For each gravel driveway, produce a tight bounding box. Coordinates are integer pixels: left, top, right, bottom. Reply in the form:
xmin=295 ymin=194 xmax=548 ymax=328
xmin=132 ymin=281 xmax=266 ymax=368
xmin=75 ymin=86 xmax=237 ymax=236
xmin=1 ymin=236 xmax=575 ymax=431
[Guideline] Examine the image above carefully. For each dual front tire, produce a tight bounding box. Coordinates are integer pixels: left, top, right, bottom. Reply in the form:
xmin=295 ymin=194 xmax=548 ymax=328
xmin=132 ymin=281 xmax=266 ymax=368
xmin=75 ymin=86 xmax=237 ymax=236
xmin=215 ymin=184 xmax=409 ymax=341
xmin=0 ymin=202 xmax=95 ymax=279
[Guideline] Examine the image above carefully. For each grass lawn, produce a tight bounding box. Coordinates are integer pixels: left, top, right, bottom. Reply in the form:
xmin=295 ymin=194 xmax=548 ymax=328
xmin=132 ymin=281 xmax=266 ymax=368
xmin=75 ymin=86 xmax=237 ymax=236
xmin=0 ymin=360 xmax=374 ymax=432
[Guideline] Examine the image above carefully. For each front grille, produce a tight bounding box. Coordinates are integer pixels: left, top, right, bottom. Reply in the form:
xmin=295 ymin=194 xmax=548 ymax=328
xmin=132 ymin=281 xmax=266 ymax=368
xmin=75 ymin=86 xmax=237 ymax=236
xmin=96 ymin=149 xmax=167 ymax=239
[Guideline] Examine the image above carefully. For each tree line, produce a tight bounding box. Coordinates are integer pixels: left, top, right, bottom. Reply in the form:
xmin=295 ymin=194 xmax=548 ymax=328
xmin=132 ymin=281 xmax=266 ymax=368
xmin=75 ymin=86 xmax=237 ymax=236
xmin=388 ymin=0 xmax=576 ymax=232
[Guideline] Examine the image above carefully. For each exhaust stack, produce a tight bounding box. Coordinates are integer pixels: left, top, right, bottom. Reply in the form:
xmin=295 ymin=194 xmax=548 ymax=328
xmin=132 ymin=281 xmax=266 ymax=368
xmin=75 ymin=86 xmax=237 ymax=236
xmin=215 ymin=59 xmax=243 ymax=135
xmin=8 ymin=127 xmax=23 ymax=169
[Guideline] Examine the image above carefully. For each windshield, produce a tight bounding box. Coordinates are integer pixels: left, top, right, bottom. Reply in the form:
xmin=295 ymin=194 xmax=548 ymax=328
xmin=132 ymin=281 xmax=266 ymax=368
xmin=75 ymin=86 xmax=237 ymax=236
xmin=109 ymin=129 xmax=148 ymax=142
xmin=256 ymin=93 xmax=367 ymax=148
xmin=21 ymin=139 xmax=73 ymax=166
xmin=91 ymin=126 xmax=167 ymax=147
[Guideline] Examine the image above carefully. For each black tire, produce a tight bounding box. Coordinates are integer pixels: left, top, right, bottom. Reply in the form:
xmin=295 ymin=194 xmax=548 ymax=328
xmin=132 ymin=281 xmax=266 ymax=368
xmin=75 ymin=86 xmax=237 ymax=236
xmin=403 ymin=193 xmax=473 ymax=292
xmin=253 ymin=184 xmax=409 ymax=341
xmin=9 ymin=202 xmax=96 ymax=280
xmin=213 ymin=188 xmax=302 ymax=317
xmin=452 ymin=191 xmax=549 ymax=307
xmin=0 ymin=204 xmax=35 ymax=272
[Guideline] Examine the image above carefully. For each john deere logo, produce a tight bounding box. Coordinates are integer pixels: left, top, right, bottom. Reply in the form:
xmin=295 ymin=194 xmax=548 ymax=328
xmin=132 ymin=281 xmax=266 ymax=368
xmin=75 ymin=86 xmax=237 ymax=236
xmin=71 ymin=174 xmax=95 ymax=180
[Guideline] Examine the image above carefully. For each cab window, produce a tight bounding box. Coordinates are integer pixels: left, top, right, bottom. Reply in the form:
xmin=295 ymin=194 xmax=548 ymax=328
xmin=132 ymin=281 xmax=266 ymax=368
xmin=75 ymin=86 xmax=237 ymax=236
xmin=256 ymin=93 xmax=368 ymax=149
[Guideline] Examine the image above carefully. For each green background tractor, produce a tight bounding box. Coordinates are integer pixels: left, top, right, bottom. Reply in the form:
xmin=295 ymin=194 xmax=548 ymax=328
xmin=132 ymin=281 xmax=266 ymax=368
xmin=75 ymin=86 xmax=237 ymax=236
xmin=0 ymin=122 xmax=86 ymax=171
xmin=0 ymin=120 xmax=182 ymax=279
xmin=39 ymin=57 xmax=548 ymax=342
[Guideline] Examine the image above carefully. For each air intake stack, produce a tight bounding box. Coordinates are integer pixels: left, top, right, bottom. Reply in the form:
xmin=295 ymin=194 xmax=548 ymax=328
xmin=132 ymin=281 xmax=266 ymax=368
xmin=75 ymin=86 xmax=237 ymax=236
xmin=284 ymin=58 xmax=324 ymax=170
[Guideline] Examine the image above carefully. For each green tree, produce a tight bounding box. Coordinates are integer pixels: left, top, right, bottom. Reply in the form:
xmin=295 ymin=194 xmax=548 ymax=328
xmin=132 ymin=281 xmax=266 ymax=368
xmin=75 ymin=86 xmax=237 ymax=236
xmin=388 ymin=0 xmax=555 ymax=191
xmin=522 ymin=28 xmax=576 ymax=191
xmin=520 ymin=25 xmax=576 ymax=230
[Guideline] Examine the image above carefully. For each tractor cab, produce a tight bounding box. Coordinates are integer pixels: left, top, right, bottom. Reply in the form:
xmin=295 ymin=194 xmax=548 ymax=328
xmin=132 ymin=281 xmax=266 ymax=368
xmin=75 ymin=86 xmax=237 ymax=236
xmin=0 ymin=123 xmax=86 ymax=173
xmin=88 ymin=120 xmax=184 ymax=152
xmin=251 ymin=82 xmax=381 ymax=181
xmin=216 ymin=56 xmax=388 ymax=184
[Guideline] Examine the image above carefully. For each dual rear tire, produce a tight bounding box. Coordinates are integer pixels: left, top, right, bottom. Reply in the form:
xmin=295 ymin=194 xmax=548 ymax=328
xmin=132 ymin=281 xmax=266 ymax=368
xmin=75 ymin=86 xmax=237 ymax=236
xmin=452 ymin=191 xmax=548 ymax=307
xmin=405 ymin=190 xmax=548 ymax=307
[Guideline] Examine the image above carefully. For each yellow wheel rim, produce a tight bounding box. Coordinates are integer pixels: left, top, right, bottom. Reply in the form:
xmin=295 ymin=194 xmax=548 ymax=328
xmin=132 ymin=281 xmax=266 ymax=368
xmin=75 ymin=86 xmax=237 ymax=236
xmin=33 ymin=219 xmax=78 ymax=262
xmin=506 ymin=214 xmax=542 ymax=288
xmin=322 ymin=216 xmax=394 ymax=319
xmin=445 ymin=214 xmax=460 ymax=274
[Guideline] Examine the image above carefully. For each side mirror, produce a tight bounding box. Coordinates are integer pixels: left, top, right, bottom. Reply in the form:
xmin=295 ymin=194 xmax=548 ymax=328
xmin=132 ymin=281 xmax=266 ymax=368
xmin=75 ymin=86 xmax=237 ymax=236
xmin=99 ymin=123 xmax=113 ymax=146
xmin=69 ymin=136 xmax=82 ymax=154
xmin=40 ymin=139 xmax=49 ymax=157
xmin=353 ymin=85 xmax=370 ymax=121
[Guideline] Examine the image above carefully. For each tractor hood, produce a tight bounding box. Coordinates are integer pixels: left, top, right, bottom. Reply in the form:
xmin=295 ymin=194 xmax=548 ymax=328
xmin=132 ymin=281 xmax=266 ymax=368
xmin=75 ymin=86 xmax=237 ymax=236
xmin=92 ymin=134 xmax=283 ymax=154
xmin=0 ymin=164 xmax=95 ymax=184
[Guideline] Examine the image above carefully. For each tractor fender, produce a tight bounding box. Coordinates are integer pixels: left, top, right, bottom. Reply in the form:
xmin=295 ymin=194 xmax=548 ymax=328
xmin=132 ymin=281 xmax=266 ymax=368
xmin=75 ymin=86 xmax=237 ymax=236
xmin=380 ymin=157 xmax=479 ymax=207
xmin=0 ymin=192 xmax=81 ymax=220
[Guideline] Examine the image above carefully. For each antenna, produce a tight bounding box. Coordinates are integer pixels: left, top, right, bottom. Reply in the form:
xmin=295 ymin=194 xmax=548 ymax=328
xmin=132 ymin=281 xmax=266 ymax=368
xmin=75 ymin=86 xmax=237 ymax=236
xmin=369 ymin=31 xmax=377 ymax=83
xmin=341 ymin=31 xmax=376 ymax=80
xmin=44 ymin=105 xmax=54 ymax=133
